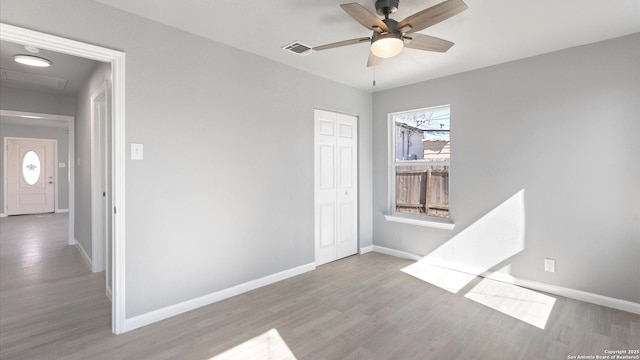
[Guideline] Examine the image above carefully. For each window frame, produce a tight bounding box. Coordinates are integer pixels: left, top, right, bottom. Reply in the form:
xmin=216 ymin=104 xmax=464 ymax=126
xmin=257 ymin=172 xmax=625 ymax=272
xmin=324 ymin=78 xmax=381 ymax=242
xmin=385 ymin=105 xmax=455 ymax=230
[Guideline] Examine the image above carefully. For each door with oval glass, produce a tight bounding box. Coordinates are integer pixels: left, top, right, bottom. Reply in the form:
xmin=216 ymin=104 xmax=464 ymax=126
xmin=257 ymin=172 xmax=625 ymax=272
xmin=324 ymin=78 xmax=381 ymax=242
xmin=6 ymin=138 xmax=56 ymax=215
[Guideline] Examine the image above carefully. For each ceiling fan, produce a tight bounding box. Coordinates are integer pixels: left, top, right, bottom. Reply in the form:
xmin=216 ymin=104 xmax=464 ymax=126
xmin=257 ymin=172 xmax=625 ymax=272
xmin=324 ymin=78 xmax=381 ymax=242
xmin=312 ymin=0 xmax=468 ymax=67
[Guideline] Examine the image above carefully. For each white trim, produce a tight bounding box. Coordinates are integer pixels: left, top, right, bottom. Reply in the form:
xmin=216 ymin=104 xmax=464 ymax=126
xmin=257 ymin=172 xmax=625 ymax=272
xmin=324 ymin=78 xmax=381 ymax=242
xmin=1 ymin=23 xmax=127 ymax=335
xmin=372 ymin=245 xmax=423 ymax=261
xmin=359 ymin=245 xmax=374 ymax=254
xmin=124 ymin=262 xmax=316 ymax=332
xmin=0 ymin=213 xmax=6 ymax=218
xmin=373 ymin=245 xmax=640 ymax=315
xmin=69 ymin=114 xmax=75 ymax=246
xmin=56 ymin=209 xmax=69 ymax=213
xmin=74 ymin=239 xmax=93 ymax=270
xmin=384 ymin=214 xmax=455 ymax=230
xmin=484 ymin=271 xmax=640 ymax=315
xmin=106 ymin=286 xmax=113 ymax=303
xmin=0 ymin=110 xmax=72 ymax=122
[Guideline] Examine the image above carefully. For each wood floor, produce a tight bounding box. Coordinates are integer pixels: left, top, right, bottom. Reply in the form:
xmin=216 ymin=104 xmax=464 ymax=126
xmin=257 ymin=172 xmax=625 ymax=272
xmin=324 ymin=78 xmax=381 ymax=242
xmin=1 ymin=214 xmax=638 ymax=359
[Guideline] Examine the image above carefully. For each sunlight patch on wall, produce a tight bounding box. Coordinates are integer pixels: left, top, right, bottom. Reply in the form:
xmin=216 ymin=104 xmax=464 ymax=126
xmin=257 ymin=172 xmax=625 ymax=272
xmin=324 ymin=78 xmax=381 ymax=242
xmin=426 ymin=189 xmax=526 ymax=274
xmin=402 ymin=262 xmax=477 ymax=293
xmin=401 ymin=190 xmax=527 ymax=293
xmin=209 ymin=328 xmax=297 ymax=360
xmin=464 ymin=278 xmax=556 ymax=329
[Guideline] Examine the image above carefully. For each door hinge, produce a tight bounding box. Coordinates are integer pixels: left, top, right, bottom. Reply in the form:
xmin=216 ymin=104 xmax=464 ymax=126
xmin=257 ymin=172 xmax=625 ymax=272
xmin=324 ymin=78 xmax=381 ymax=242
xmin=103 ymin=191 xmax=106 ymax=197
xmin=114 ymin=206 xmax=117 ymax=214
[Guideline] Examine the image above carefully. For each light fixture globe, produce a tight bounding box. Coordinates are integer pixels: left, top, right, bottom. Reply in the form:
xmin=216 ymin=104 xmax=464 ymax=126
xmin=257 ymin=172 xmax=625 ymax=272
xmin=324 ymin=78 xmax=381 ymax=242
xmin=370 ymin=33 xmax=403 ymax=58
xmin=14 ymin=54 xmax=51 ymax=67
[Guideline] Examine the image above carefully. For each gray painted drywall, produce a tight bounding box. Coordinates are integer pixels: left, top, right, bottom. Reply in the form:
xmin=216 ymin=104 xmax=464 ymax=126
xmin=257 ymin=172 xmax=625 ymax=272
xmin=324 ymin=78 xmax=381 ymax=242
xmin=0 ymin=87 xmax=76 ymax=116
xmin=372 ymin=33 xmax=640 ymax=303
xmin=73 ymin=61 xmax=111 ymax=264
xmin=0 ymin=0 xmax=373 ymax=318
xmin=0 ymin=123 xmax=70 ymax=211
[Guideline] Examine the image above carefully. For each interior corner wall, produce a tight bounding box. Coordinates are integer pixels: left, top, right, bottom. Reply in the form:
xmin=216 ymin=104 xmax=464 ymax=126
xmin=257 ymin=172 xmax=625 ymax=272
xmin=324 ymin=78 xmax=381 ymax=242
xmin=0 ymin=0 xmax=373 ymax=319
xmin=0 ymin=122 xmax=70 ymax=210
xmin=74 ymin=62 xmax=111 ymax=264
xmin=372 ymin=33 xmax=640 ymax=303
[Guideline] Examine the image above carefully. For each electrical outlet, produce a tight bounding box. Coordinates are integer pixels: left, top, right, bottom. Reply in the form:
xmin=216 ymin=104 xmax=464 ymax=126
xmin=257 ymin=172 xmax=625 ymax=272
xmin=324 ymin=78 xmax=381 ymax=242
xmin=544 ymin=258 xmax=556 ymax=273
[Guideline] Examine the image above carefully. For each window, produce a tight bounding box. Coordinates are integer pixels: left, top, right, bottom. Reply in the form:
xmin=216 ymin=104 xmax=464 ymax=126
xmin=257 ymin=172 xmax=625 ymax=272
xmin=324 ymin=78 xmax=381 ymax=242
xmin=22 ymin=150 xmax=41 ymax=186
xmin=390 ymin=105 xmax=450 ymax=219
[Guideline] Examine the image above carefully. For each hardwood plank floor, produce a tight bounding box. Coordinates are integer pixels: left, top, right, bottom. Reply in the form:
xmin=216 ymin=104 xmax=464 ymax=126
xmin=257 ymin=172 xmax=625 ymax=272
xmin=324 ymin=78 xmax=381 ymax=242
xmin=1 ymin=214 xmax=638 ymax=359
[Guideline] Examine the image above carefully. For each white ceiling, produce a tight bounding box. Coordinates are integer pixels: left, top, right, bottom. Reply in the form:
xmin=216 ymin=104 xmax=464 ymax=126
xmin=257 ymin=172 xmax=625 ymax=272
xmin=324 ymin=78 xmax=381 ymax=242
xmin=0 ymin=40 xmax=98 ymax=96
xmin=0 ymin=41 xmax=97 ymax=129
xmin=93 ymin=0 xmax=640 ymax=92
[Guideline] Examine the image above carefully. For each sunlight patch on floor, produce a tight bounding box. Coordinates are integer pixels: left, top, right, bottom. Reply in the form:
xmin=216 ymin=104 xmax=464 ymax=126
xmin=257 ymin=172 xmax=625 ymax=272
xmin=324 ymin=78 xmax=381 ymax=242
xmin=402 ymin=261 xmax=477 ymax=293
xmin=464 ymin=278 xmax=556 ymax=329
xmin=209 ymin=328 xmax=297 ymax=360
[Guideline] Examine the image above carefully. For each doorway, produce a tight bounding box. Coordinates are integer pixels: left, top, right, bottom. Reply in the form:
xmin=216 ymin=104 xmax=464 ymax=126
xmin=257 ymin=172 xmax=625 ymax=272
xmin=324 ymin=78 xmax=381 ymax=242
xmin=5 ymin=138 xmax=56 ymax=215
xmin=1 ymin=23 xmax=126 ymax=334
xmin=314 ymin=109 xmax=359 ymax=265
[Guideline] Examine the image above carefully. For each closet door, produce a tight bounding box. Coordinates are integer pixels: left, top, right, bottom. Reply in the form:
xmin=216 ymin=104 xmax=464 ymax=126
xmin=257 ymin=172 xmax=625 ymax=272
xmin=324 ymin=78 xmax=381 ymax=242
xmin=314 ymin=109 xmax=358 ymax=265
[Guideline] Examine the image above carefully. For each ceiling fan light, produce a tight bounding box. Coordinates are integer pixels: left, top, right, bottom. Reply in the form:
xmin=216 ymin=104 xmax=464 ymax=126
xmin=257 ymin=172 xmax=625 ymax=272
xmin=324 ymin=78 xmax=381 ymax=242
xmin=371 ymin=36 xmax=403 ymax=58
xmin=14 ymin=54 xmax=51 ymax=67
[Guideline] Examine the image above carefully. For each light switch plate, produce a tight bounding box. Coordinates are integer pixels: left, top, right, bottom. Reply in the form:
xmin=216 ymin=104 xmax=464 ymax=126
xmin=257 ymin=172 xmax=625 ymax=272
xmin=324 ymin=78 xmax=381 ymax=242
xmin=59 ymin=162 xmax=66 ymax=168
xmin=131 ymin=143 xmax=143 ymax=160
xmin=544 ymin=258 xmax=556 ymax=273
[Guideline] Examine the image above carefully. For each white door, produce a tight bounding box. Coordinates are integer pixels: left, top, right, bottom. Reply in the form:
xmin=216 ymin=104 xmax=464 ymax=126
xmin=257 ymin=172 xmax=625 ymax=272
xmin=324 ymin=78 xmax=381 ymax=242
xmin=91 ymin=82 xmax=111 ymax=275
xmin=314 ymin=109 xmax=358 ymax=265
xmin=6 ymin=138 xmax=56 ymax=215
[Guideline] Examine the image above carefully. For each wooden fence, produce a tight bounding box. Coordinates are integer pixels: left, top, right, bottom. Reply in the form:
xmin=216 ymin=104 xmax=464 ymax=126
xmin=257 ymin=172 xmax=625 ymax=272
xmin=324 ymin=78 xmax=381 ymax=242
xmin=396 ymin=168 xmax=449 ymax=217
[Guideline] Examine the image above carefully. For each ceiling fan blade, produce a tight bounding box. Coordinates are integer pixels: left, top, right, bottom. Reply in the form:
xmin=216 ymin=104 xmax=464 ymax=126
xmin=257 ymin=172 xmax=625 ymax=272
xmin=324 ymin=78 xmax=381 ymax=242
xmin=398 ymin=0 xmax=468 ymax=34
xmin=340 ymin=3 xmax=388 ymax=33
xmin=367 ymin=51 xmax=383 ymax=67
xmin=404 ymin=33 xmax=454 ymax=52
xmin=313 ymin=37 xmax=371 ymax=51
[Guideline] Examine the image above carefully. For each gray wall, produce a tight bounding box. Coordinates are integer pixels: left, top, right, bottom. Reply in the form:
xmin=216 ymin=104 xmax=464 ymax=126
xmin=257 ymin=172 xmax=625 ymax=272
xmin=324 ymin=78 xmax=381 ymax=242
xmin=372 ymin=33 xmax=640 ymax=303
xmin=0 ymin=0 xmax=373 ymax=318
xmin=0 ymin=86 xmax=76 ymax=116
xmin=0 ymin=122 xmax=70 ymax=210
xmin=73 ymin=62 xmax=111 ymax=260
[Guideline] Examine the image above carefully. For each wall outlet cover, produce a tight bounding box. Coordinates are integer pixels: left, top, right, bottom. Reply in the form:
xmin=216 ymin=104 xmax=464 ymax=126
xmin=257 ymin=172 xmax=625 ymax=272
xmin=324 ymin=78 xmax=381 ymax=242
xmin=544 ymin=258 xmax=556 ymax=273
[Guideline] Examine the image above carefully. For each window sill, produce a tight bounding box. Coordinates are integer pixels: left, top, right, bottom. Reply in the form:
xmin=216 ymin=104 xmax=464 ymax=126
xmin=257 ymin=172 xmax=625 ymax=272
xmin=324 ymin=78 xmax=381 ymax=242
xmin=384 ymin=214 xmax=455 ymax=230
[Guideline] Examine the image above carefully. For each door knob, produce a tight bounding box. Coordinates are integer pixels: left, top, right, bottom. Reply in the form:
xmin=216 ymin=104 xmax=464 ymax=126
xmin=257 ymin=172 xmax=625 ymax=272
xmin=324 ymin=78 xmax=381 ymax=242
xmin=48 ymin=181 xmax=53 ymax=184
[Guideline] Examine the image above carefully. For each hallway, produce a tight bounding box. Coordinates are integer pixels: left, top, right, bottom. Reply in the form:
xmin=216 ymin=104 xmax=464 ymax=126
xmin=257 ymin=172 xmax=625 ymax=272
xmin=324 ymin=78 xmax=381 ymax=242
xmin=0 ymin=213 xmax=111 ymax=359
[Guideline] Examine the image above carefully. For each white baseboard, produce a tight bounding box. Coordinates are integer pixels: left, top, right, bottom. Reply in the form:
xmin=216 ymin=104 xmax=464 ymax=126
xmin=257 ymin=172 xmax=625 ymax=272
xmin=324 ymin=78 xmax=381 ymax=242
xmin=0 ymin=213 xmax=6 ymax=218
xmin=74 ymin=240 xmax=93 ymax=270
xmin=372 ymin=245 xmax=423 ymax=261
xmin=56 ymin=209 xmax=69 ymax=213
xmin=372 ymin=245 xmax=640 ymax=315
xmin=124 ymin=262 xmax=317 ymax=332
xmin=359 ymin=245 xmax=373 ymax=254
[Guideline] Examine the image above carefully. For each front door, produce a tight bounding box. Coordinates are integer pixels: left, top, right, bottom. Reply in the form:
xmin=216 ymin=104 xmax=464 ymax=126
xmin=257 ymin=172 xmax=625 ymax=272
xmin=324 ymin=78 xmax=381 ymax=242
xmin=6 ymin=138 xmax=56 ymax=215
xmin=314 ymin=110 xmax=358 ymax=265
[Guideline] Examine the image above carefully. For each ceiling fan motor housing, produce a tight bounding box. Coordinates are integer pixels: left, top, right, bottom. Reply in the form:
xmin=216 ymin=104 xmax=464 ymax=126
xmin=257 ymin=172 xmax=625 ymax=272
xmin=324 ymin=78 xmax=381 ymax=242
xmin=375 ymin=0 xmax=399 ymax=16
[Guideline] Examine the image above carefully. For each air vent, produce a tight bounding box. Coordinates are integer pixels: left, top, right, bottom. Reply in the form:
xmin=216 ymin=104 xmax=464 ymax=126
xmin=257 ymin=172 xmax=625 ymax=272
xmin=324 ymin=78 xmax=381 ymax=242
xmin=282 ymin=41 xmax=313 ymax=56
xmin=1 ymin=69 xmax=67 ymax=90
